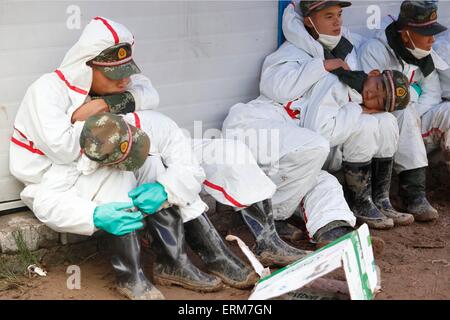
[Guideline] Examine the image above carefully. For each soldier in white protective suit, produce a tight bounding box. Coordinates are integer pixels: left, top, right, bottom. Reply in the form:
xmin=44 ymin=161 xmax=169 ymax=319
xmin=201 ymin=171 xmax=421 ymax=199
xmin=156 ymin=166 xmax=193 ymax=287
xmin=228 ymin=1 xmax=408 ymax=230
xmin=80 ymin=110 xmax=313 ymax=270
xmin=223 ymin=2 xmax=362 ymax=247
xmin=358 ymin=0 xmax=450 ymax=222
xmin=9 ymin=17 xmax=265 ymax=300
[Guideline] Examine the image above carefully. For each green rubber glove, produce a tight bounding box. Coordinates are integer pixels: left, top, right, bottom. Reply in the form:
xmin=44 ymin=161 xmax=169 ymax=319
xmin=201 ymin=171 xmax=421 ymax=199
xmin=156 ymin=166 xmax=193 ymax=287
xmin=128 ymin=182 xmax=168 ymax=215
xmin=93 ymin=202 xmax=144 ymax=236
xmin=411 ymin=82 xmax=423 ymax=97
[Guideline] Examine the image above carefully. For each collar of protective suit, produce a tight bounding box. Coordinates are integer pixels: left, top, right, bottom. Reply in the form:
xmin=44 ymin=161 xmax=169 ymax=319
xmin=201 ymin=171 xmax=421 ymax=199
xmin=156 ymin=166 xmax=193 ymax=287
xmin=375 ymin=16 xmax=449 ymax=75
xmin=57 ymin=17 xmax=135 ymax=110
xmin=282 ymin=1 xmax=360 ymax=60
xmin=385 ymin=21 xmax=435 ymax=77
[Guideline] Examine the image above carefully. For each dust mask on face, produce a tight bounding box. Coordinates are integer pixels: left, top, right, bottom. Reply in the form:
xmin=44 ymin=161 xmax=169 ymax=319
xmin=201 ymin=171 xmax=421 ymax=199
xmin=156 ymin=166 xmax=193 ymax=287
xmin=308 ymin=17 xmax=342 ymax=51
xmin=406 ymin=31 xmax=432 ymax=60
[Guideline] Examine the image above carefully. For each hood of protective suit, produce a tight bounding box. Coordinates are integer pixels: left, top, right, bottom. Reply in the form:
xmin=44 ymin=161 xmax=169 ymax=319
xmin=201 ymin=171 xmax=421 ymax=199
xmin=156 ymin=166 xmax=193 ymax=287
xmin=282 ymin=1 xmax=362 ymax=59
xmin=374 ymin=15 xmax=449 ymax=71
xmin=57 ymin=16 xmax=135 ymax=109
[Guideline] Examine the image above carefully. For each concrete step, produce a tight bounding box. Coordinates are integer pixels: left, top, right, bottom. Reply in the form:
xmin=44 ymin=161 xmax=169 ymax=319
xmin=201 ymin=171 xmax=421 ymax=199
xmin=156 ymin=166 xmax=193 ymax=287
xmin=0 ymin=211 xmax=99 ymax=254
xmin=0 ymin=211 xmax=59 ymax=254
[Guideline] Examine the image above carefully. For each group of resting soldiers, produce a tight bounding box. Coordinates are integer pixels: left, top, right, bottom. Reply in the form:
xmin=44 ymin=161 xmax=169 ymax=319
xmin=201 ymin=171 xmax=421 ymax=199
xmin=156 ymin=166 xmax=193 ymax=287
xmin=9 ymin=1 xmax=450 ymax=299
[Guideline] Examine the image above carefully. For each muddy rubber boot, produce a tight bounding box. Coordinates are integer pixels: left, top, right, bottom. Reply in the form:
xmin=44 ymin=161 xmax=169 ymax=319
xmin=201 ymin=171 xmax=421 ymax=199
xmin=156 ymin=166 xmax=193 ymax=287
xmin=313 ymin=221 xmax=354 ymax=248
xmin=240 ymin=200 xmax=311 ymax=267
xmin=110 ymin=232 xmax=165 ymax=300
xmin=274 ymin=220 xmax=303 ymax=241
xmin=146 ymin=208 xmax=223 ymax=292
xmin=343 ymin=161 xmax=394 ymax=230
xmin=313 ymin=221 xmax=386 ymax=256
xmin=184 ymin=213 xmax=258 ymax=289
xmin=372 ymin=158 xmax=414 ymax=226
xmin=399 ymin=168 xmax=438 ymax=222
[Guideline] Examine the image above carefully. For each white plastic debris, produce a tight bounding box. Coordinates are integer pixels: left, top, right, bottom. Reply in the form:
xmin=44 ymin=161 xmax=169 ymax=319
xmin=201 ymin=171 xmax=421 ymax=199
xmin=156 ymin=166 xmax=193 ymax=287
xmin=225 ymin=234 xmax=271 ymax=278
xmin=27 ymin=264 xmax=47 ymax=277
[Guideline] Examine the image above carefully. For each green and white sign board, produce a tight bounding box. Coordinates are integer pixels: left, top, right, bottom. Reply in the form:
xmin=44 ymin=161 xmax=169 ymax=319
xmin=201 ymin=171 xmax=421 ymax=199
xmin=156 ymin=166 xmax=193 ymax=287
xmin=248 ymin=224 xmax=380 ymax=300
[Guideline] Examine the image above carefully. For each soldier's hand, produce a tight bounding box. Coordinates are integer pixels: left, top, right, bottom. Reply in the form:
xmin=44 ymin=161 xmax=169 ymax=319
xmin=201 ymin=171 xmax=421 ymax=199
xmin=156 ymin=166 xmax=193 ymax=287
xmin=71 ymin=99 xmax=109 ymax=123
xmin=324 ymin=59 xmax=351 ymax=72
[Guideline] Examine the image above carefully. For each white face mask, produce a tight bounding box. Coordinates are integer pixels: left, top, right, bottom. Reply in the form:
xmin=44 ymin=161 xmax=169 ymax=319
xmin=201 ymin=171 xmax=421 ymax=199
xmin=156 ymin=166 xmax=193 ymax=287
xmin=308 ymin=17 xmax=342 ymax=50
xmin=406 ymin=31 xmax=432 ymax=60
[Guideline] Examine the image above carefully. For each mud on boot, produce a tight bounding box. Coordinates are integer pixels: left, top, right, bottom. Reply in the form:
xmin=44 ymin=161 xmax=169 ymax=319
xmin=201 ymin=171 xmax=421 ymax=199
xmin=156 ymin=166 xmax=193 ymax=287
xmin=372 ymin=158 xmax=414 ymax=226
xmin=399 ymin=168 xmax=438 ymax=222
xmin=313 ymin=221 xmax=354 ymax=248
xmin=240 ymin=200 xmax=311 ymax=267
xmin=146 ymin=208 xmax=223 ymax=292
xmin=110 ymin=232 xmax=165 ymax=300
xmin=275 ymin=220 xmax=303 ymax=241
xmin=185 ymin=213 xmax=258 ymax=289
xmin=313 ymin=221 xmax=385 ymax=256
xmin=343 ymin=161 xmax=394 ymax=230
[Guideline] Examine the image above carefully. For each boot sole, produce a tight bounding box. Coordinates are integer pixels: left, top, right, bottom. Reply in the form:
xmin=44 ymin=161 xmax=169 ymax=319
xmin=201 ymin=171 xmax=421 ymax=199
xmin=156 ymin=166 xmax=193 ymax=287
xmin=257 ymin=251 xmax=310 ymax=267
xmin=397 ymin=202 xmax=439 ymax=222
xmin=413 ymin=213 xmax=439 ymax=222
xmin=116 ymin=286 xmax=165 ymax=300
xmin=355 ymin=216 xmax=394 ymax=230
xmin=378 ymin=208 xmax=415 ymax=226
xmin=153 ymin=274 xmax=223 ymax=293
xmin=208 ymin=269 xmax=259 ymax=289
xmin=392 ymin=216 xmax=415 ymax=226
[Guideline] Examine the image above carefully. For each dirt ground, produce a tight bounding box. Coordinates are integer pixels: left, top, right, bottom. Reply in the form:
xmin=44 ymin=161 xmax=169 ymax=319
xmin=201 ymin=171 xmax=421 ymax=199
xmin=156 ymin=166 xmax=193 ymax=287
xmin=0 ymin=164 xmax=448 ymax=300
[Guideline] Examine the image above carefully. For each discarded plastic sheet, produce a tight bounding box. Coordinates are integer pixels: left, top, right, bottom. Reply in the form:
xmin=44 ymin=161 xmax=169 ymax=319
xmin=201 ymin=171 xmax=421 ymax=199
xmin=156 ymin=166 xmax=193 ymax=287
xmin=248 ymin=224 xmax=380 ymax=300
xmin=27 ymin=264 xmax=47 ymax=277
xmin=225 ymin=235 xmax=271 ymax=278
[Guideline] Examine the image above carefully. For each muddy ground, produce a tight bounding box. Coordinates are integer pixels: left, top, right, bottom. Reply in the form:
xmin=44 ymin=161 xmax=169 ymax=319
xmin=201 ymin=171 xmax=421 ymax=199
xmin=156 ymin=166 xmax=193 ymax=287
xmin=0 ymin=163 xmax=448 ymax=300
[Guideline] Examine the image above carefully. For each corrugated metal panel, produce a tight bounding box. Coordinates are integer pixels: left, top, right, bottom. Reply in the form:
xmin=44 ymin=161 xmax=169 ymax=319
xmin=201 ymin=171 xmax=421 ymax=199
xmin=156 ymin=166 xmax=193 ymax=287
xmin=0 ymin=0 xmax=279 ymax=204
xmin=343 ymin=1 xmax=450 ymax=37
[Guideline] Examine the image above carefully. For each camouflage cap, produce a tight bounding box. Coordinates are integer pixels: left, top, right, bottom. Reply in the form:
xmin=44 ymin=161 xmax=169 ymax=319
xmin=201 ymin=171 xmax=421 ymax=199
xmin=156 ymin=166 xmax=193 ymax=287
xmin=90 ymin=43 xmax=141 ymax=80
xmin=300 ymin=0 xmax=351 ymax=16
xmin=382 ymin=70 xmax=410 ymax=112
xmin=398 ymin=1 xmax=447 ymax=36
xmin=80 ymin=113 xmax=150 ymax=172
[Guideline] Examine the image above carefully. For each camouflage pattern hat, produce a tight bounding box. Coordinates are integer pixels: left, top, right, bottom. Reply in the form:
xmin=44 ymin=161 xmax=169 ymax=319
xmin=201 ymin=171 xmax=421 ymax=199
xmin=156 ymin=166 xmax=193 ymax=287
xmin=90 ymin=42 xmax=141 ymax=80
xmin=300 ymin=0 xmax=351 ymax=16
xmin=382 ymin=70 xmax=410 ymax=112
xmin=398 ymin=1 xmax=447 ymax=36
xmin=80 ymin=113 xmax=150 ymax=171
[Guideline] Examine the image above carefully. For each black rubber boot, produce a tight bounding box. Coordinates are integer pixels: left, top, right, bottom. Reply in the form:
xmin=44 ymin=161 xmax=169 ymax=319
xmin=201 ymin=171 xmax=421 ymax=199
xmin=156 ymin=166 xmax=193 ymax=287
xmin=184 ymin=213 xmax=258 ymax=289
xmin=313 ymin=221 xmax=386 ymax=257
xmin=110 ymin=231 xmax=165 ymax=300
xmin=343 ymin=161 xmax=394 ymax=230
xmin=399 ymin=168 xmax=438 ymax=222
xmin=274 ymin=220 xmax=303 ymax=241
xmin=372 ymin=158 xmax=414 ymax=226
xmin=313 ymin=221 xmax=354 ymax=247
xmin=146 ymin=208 xmax=223 ymax=292
xmin=240 ymin=200 xmax=311 ymax=267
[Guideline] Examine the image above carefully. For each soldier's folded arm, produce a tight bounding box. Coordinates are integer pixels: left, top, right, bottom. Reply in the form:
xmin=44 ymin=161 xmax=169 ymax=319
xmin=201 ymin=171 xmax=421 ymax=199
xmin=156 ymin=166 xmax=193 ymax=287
xmin=27 ymin=78 xmax=84 ymax=164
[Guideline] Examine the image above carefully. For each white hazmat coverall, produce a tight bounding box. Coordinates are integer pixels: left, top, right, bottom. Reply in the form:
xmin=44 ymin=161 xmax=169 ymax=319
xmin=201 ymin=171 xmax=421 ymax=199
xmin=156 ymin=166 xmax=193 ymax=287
xmin=222 ymin=97 xmax=356 ymax=239
xmin=10 ymin=17 xmax=159 ymax=235
xmin=358 ymin=17 xmax=450 ymax=173
xmin=25 ymin=110 xmax=277 ymax=235
xmin=260 ymin=2 xmax=398 ymax=171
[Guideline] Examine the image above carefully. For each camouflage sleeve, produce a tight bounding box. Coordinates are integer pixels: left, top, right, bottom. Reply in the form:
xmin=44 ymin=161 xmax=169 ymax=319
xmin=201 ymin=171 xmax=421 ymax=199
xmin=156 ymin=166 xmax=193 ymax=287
xmin=93 ymin=91 xmax=136 ymax=114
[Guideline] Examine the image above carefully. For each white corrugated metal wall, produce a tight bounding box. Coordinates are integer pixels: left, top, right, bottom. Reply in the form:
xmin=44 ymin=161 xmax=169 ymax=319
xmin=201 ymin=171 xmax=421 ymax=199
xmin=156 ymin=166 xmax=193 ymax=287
xmin=1 ymin=1 xmax=450 ymax=208
xmin=0 ymin=0 xmax=279 ymax=207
